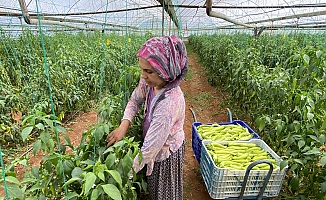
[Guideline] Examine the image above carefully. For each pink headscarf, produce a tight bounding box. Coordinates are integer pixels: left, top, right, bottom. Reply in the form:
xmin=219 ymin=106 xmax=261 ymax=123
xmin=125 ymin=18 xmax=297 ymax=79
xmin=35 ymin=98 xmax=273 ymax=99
xmin=137 ymin=35 xmax=188 ymax=118
xmin=137 ymin=35 xmax=188 ymax=90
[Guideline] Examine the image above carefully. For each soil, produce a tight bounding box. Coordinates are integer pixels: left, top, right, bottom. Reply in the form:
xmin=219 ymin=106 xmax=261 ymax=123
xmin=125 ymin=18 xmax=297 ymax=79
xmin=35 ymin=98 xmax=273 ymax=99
xmin=1 ymin=47 xmax=232 ymax=199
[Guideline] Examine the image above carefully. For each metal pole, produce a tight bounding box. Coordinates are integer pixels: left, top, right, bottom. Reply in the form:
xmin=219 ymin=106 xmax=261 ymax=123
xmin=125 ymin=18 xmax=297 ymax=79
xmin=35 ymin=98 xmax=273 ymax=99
xmin=19 ymin=17 xmax=24 ymax=34
xmin=162 ymin=0 xmax=165 ymax=36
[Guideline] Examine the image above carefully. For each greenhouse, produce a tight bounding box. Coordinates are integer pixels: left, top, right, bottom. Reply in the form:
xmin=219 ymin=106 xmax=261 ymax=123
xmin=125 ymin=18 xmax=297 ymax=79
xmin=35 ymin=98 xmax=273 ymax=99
xmin=1 ymin=0 xmax=326 ymax=200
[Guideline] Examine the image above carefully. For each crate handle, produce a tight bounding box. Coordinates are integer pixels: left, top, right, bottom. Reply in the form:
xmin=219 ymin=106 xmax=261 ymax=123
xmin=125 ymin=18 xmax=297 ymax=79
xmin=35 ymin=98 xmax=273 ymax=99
xmin=238 ymin=160 xmax=274 ymax=200
xmin=189 ymin=108 xmax=197 ymax=122
xmin=227 ymin=108 xmax=233 ymax=122
xmin=190 ymin=108 xmax=233 ymax=123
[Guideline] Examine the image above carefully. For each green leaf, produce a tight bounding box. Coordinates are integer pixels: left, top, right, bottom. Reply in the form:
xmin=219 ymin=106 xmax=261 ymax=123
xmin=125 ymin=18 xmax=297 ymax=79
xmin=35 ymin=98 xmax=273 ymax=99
xmin=0 ymin=100 xmax=5 ymax=107
xmin=29 ymin=183 xmax=43 ymax=192
xmin=103 ymin=147 xmax=114 ymax=155
xmin=21 ymin=126 xmax=33 ymax=141
xmin=40 ymin=132 xmax=51 ymax=143
xmin=255 ymin=118 xmax=265 ymax=132
xmin=290 ymin=177 xmax=300 ymax=191
xmin=122 ymin=150 xmax=133 ymax=173
xmin=44 ymin=119 xmax=54 ymax=128
xmin=290 ymin=163 xmax=298 ymax=171
xmin=33 ymin=140 xmax=42 ymax=156
xmin=101 ymin=184 xmax=122 ymax=200
xmin=47 ymin=139 xmax=55 ymax=150
xmin=20 ymin=177 xmax=37 ymax=184
xmin=298 ymin=140 xmax=305 ymax=149
xmin=303 ymin=54 xmax=310 ymax=65
xmin=84 ymin=172 xmax=97 ymax=195
xmin=4 ymin=176 xmax=20 ymax=185
xmin=276 ymin=125 xmax=283 ymax=134
xmin=72 ymin=167 xmax=84 ymax=178
xmin=287 ymin=136 xmax=295 ymax=145
xmin=308 ymin=135 xmax=320 ymax=143
xmin=321 ymin=181 xmax=326 ymax=193
xmin=98 ymin=171 xmax=105 ymax=182
xmin=81 ymin=159 xmax=95 ymax=166
xmin=280 ymin=160 xmax=288 ymax=170
xmin=63 ymin=160 xmax=75 ymax=174
xmin=303 ymin=147 xmax=321 ymax=155
xmin=322 ymin=119 xmax=326 ymax=130
xmin=141 ymin=179 xmax=148 ymax=192
xmin=293 ymin=159 xmax=304 ymax=165
xmin=56 ymin=162 xmax=63 ymax=178
xmin=320 ymin=156 xmax=326 ymax=167
xmin=106 ymin=170 xmax=122 ymax=187
xmin=319 ymin=135 xmax=326 ymax=144
xmin=316 ymin=50 xmax=322 ymax=58
xmin=105 ymin=154 xmax=116 ymax=169
xmin=67 ymin=192 xmax=79 ymax=199
xmin=31 ymin=166 xmax=40 ymax=179
xmin=113 ymin=140 xmax=125 ymax=148
xmin=35 ymin=123 xmax=45 ymax=130
xmin=291 ymin=78 xmax=297 ymax=93
xmin=94 ymin=127 xmax=105 ymax=144
xmin=39 ymin=195 xmax=46 ymax=200
xmin=104 ymin=123 xmax=114 ymax=133
xmin=25 ymin=197 xmax=38 ymax=200
xmin=63 ymin=135 xmax=73 ymax=148
xmin=7 ymin=184 xmax=24 ymax=200
xmin=307 ymin=112 xmax=314 ymax=121
xmin=301 ymin=146 xmax=310 ymax=152
xmin=56 ymin=125 xmax=67 ymax=133
xmin=91 ymin=188 xmax=99 ymax=200
xmin=64 ymin=177 xmax=82 ymax=186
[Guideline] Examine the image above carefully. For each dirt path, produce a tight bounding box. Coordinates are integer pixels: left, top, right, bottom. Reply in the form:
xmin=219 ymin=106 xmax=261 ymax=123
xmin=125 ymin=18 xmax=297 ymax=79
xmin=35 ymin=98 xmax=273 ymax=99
xmin=181 ymin=49 xmax=230 ymax=200
xmin=1 ymin=45 xmax=231 ymax=199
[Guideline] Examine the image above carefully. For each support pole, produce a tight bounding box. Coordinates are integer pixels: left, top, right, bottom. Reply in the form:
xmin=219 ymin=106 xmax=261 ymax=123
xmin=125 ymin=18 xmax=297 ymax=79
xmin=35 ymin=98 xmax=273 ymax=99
xmin=19 ymin=17 xmax=24 ymax=34
xmin=162 ymin=0 xmax=165 ymax=36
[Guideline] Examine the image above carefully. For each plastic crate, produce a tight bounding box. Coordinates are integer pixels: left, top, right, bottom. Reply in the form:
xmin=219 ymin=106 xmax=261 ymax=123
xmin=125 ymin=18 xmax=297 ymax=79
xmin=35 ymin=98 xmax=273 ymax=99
xmin=200 ymin=139 xmax=288 ymax=199
xmin=192 ymin=120 xmax=260 ymax=164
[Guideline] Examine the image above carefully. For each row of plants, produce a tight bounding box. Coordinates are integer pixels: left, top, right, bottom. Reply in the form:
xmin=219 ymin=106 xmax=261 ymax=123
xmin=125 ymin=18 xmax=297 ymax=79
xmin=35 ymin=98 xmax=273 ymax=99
xmin=0 ymin=29 xmax=149 ymax=145
xmin=189 ymin=33 xmax=326 ymax=199
xmin=2 ymin=93 xmax=146 ymax=200
xmin=0 ymin=30 xmax=154 ymax=199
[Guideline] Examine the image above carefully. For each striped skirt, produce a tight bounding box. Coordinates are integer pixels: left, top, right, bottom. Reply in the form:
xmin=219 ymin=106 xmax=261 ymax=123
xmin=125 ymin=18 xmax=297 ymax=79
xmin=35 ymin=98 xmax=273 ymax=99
xmin=147 ymin=141 xmax=185 ymax=200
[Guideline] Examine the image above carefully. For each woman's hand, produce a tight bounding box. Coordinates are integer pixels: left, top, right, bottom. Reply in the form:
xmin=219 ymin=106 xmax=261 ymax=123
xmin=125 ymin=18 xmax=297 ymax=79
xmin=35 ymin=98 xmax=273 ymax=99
xmin=106 ymin=120 xmax=130 ymax=147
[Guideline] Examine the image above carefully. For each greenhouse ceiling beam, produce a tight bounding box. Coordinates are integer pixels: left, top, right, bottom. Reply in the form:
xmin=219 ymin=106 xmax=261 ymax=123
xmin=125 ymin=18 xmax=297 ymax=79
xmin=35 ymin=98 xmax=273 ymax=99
xmin=1 ymin=27 xmax=129 ymax=32
xmin=4 ymin=3 xmax=326 ymax=17
xmin=31 ymin=16 xmax=137 ymax=29
xmin=16 ymin=0 xmax=138 ymax=31
xmin=183 ymin=24 xmax=326 ymax=31
xmin=205 ymin=0 xmax=255 ymax=29
xmin=14 ymin=1 xmax=181 ymax=29
xmin=214 ymin=9 xmax=326 ymax=33
xmin=2 ymin=11 xmax=138 ymax=30
xmin=156 ymin=0 xmax=180 ymax=29
xmin=247 ymin=10 xmax=326 ymax=24
xmin=265 ymin=24 xmax=326 ymax=29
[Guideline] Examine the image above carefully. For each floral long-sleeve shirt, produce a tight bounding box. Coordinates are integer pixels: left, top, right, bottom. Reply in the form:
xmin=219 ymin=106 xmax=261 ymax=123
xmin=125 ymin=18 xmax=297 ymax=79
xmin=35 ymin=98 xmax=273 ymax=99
xmin=122 ymin=78 xmax=185 ymax=176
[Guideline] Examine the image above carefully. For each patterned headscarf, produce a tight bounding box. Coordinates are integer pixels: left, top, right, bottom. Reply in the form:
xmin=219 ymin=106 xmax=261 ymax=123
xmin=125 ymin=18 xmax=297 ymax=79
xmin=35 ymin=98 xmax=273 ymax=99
xmin=137 ymin=35 xmax=188 ymax=90
xmin=137 ymin=35 xmax=188 ymax=118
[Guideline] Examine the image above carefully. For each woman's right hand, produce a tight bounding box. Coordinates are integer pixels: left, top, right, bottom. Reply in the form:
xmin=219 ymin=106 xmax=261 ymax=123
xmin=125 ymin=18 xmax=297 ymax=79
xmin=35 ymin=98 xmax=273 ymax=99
xmin=106 ymin=120 xmax=130 ymax=147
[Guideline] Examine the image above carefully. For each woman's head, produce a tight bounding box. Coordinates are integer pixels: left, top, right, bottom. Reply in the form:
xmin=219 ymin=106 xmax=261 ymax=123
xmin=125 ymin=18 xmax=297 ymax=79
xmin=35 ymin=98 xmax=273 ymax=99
xmin=137 ymin=35 xmax=188 ymax=89
xmin=139 ymin=57 xmax=167 ymax=89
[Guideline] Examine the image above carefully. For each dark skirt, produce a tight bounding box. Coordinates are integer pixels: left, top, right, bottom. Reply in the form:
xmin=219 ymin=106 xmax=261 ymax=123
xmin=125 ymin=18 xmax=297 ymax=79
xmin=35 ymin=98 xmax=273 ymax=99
xmin=147 ymin=141 xmax=185 ymax=200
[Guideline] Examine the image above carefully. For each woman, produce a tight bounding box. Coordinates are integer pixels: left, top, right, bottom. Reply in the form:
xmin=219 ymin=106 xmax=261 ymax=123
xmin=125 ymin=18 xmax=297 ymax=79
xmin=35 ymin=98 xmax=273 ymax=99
xmin=107 ymin=35 xmax=188 ymax=200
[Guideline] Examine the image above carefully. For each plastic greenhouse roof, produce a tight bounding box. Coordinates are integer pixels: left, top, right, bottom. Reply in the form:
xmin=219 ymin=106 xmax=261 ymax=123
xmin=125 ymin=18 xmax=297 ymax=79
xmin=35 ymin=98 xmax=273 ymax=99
xmin=1 ymin=0 xmax=326 ymax=36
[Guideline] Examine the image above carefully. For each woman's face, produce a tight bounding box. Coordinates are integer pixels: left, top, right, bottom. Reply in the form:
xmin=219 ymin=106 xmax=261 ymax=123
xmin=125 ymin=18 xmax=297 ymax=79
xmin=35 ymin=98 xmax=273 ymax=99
xmin=139 ymin=57 xmax=167 ymax=89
